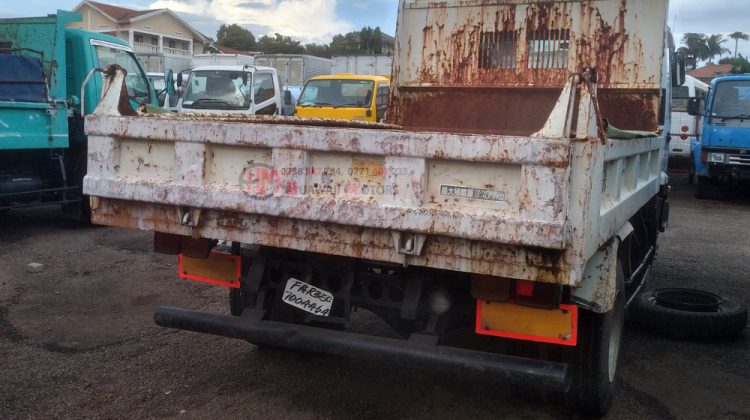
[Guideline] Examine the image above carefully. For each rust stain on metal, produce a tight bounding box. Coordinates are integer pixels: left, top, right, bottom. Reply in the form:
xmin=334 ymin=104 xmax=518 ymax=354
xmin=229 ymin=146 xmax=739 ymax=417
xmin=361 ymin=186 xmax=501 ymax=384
xmin=102 ymin=65 xmax=138 ymax=117
xmin=598 ymin=90 xmax=660 ymax=132
xmin=388 ymin=0 xmax=662 ymax=137
xmin=144 ymin=112 xmax=402 ymax=131
xmin=394 ymin=87 xmax=562 ymax=136
xmin=91 ymin=198 xmax=571 ymax=283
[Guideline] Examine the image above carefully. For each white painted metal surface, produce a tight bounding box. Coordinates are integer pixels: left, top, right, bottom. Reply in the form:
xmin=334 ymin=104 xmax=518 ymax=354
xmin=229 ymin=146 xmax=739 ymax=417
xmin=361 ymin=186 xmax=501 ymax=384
xmin=255 ymin=54 xmax=333 ymax=87
xmin=332 ymin=55 xmax=393 ymax=76
xmin=191 ymin=53 xmax=255 ymax=68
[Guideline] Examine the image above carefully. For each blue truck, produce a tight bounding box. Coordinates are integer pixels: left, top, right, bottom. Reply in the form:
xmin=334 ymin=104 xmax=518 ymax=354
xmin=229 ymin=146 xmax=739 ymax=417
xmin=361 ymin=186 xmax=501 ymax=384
xmin=0 ymin=10 xmax=157 ymax=216
xmin=689 ymin=75 xmax=750 ymax=198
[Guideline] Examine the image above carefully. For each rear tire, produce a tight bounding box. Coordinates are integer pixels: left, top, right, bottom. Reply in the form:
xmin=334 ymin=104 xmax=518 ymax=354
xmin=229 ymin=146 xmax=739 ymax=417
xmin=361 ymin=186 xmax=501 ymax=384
xmin=564 ymin=261 xmax=625 ymax=416
xmin=695 ymin=176 xmax=715 ymax=200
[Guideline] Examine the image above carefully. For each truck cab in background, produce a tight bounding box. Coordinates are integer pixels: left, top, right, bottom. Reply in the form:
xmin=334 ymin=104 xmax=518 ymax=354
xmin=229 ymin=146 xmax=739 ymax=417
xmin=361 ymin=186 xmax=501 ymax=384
xmin=295 ymin=74 xmax=390 ymax=122
xmin=689 ymin=75 xmax=750 ymax=198
xmin=670 ymin=75 xmax=708 ymax=167
xmin=177 ymin=66 xmax=284 ymax=116
xmin=0 ymin=10 xmax=156 ymax=215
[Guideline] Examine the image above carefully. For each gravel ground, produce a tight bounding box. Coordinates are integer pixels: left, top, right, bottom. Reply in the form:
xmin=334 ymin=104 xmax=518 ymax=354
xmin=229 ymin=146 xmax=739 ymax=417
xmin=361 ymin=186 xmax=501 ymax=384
xmin=1 ymin=173 xmax=748 ymax=419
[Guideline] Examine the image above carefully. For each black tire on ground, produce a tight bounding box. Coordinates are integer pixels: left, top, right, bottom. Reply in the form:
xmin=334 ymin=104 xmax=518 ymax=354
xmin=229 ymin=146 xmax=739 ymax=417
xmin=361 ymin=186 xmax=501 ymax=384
xmin=229 ymin=288 xmax=245 ymax=316
xmin=630 ymin=289 xmax=747 ymax=339
xmin=564 ymin=261 xmax=625 ymax=416
xmin=695 ymin=176 xmax=715 ymax=200
xmin=687 ymin=170 xmax=695 ymax=185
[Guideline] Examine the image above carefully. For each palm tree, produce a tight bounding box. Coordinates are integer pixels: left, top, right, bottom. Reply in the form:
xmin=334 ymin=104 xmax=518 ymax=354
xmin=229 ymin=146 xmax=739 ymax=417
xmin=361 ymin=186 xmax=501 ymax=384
xmin=679 ymin=46 xmax=703 ymax=70
xmin=706 ymin=34 xmax=731 ymax=64
xmin=729 ymin=31 xmax=749 ymax=59
xmin=682 ymin=33 xmax=709 ymax=68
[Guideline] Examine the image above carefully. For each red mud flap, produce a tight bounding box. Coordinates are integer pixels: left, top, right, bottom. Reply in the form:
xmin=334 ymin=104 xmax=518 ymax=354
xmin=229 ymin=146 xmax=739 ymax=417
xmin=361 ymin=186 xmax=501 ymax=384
xmin=154 ymin=306 xmax=571 ymax=392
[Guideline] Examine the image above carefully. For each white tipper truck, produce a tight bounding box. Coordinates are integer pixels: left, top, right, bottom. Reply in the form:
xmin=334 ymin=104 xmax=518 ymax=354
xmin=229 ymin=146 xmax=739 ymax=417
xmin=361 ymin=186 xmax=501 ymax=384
xmin=176 ymin=65 xmax=285 ymax=115
xmin=83 ymin=0 xmax=684 ymax=414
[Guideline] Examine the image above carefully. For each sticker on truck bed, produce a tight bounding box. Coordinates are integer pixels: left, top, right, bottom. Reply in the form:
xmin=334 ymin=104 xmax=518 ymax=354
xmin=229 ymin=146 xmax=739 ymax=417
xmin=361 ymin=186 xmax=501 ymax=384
xmin=282 ymin=278 xmax=334 ymax=317
xmin=440 ymin=185 xmax=507 ymax=202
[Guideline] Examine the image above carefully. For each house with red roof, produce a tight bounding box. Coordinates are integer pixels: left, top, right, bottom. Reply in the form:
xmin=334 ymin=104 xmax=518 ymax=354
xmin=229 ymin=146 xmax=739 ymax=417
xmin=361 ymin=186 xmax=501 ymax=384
xmin=688 ymin=64 xmax=734 ymax=84
xmin=67 ymin=1 xmax=208 ymax=72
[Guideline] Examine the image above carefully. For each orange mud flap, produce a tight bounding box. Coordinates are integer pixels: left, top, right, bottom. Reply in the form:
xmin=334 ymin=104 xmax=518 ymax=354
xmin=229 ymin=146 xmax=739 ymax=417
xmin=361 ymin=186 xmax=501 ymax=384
xmin=154 ymin=306 xmax=571 ymax=392
xmin=476 ymin=300 xmax=578 ymax=346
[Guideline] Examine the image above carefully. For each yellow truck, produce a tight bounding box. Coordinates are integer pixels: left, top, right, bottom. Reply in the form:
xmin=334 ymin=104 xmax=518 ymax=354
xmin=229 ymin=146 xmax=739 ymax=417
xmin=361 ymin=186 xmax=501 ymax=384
xmin=295 ymin=74 xmax=390 ymax=122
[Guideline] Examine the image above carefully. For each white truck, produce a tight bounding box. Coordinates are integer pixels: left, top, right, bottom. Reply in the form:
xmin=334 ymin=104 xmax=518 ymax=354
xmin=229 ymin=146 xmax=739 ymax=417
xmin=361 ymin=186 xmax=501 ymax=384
xmin=332 ymin=55 xmax=392 ymax=76
xmin=83 ymin=0 xmax=684 ymax=414
xmin=191 ymin=53 xmax=255 ymax=68
xmin=254 ymin=54 xmax=332 ymax=88
xmin=176 ymin=65 xmax=285 ymax=115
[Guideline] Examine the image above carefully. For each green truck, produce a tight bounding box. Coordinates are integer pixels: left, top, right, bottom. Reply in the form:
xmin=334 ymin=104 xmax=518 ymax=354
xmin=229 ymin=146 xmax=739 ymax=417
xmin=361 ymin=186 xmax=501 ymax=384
xmin=0 ymin=10 xmax=157 ymax=216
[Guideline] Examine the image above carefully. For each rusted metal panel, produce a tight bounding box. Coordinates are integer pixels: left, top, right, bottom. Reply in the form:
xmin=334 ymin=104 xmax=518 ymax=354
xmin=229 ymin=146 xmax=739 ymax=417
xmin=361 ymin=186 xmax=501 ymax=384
xmin=85 ymin=175 xmax=568 ymax=249
xmin=388 ymin=0 xmax=669 ymax=134
xmin=91 ymin=198 xmax=570 ymax=283
xmin=85 ymin=115 xmax=572 ymax=165
xmin=394 ymin=0 xmax=667 ymax=89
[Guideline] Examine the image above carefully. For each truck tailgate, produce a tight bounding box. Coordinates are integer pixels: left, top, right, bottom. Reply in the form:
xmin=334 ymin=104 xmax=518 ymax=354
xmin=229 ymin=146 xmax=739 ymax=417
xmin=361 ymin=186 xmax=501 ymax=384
xmin=84 ymin=114 xmax=573 ymax=281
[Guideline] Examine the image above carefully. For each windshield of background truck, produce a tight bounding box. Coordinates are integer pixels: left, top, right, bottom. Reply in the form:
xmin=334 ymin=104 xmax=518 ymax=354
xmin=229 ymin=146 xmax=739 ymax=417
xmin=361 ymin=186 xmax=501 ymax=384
xmin=671 ymin=86 xmax=690 ymax=112
xmin=711 ymin=80 xmax=750 ymax=119
xmin=298 ymin=79 xmax=374 ymax=108
xmin=150 ymin=76 xmax=165 ymax=92
xmin=182 ymin=70 xmax=250 ymax=110
xmin=94 ymin=46 xmax=151 ymax=105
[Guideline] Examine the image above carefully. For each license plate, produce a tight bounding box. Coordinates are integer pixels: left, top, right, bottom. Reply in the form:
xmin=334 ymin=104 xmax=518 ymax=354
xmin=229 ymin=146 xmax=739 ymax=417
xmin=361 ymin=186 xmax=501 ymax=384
xmin=282 ymin=278 xmax=333 ymax=317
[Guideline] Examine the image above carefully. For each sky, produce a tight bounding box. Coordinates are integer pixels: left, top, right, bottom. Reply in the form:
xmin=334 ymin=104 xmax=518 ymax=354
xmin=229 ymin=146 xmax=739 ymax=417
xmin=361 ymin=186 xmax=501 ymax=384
xmin=1 ymin=0 xmax=748 ymax=58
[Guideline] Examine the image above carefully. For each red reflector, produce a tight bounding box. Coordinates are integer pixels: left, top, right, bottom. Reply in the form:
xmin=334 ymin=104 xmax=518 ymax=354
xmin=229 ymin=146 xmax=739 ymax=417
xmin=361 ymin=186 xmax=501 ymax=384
xmin=516 ymin=280 xmax=535 ymax=297
xmin=681 ymin=125 xmax=689 ymax=133
xmin=701 ymin=151 xmax=708 ymax=163
xmin=681 ymin=134 xmax=688 ymax=140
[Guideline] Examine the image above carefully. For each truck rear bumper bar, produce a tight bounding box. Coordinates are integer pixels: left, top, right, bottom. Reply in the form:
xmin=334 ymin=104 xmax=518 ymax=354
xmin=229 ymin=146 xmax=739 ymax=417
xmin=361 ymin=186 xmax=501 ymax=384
xmin=154 ymin=306 xmax=571 ymax=392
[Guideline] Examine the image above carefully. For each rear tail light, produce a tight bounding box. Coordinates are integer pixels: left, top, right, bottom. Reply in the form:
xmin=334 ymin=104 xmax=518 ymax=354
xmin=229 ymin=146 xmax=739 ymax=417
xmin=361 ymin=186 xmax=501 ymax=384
xmin=701 ymin=150 xmax=708 ymax=163
xmin=681 ymin=125 xmax=689 ymax=133
xmin=513 ymin=280 xmax=562 ymax=310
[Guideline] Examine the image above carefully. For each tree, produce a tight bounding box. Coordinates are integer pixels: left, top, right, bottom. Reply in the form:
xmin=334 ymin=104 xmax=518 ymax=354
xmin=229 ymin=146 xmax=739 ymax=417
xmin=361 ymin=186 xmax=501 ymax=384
xmin=216 ymin=24 xmax=256 ymax=51
xmin=677 ymin=46 xmax=697 ymax=70
xmin=719 ymin=54 xmax=750 ymax=74
xmin=706 ymin=34 xmax=731 ymax=64
xmin=326 ymin=26 xmax=386 ymax=56
xmin=681 ymin=33 xmax=709 ymax=69
xmin=304 ymin=43 xmax=331 ymax=58
xmin=257 ymin=33 xmax=305 ymax=54
xmin=729 ymin=31 xmax=750 ymax=59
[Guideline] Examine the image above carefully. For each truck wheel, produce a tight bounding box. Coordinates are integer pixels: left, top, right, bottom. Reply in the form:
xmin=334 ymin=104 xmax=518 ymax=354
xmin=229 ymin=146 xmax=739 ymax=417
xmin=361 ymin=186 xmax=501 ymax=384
xmin=631 ymin=289 xmax=747 ymax=339
xmin=229 ymin=289 xmax=246 ymax=316
xmin=564 ymin=261 xmax=625 ymax=416
xmin=695 ymin=176 xmax=714 ymax=200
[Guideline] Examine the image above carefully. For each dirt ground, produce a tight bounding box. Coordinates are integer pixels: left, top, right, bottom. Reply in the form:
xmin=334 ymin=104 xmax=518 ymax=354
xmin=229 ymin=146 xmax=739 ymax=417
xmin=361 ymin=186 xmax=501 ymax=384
xmin=1 ymin=172 xmax=748 ymax=419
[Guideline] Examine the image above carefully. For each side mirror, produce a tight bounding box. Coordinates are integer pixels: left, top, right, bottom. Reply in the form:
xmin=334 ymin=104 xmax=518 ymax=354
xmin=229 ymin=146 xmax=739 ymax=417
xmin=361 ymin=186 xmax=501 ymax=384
xmin=176 ymin=72 xmax=184 ymax=88
xmin=672 ymin=52 xmax=686 ymax=87
xmin=687 ymin=97 xmax=702 ymax=116
xmin=165 ymin=70 xmax=175 ymax=95
xmin=284 ymin=90 xmax=292 ymax=106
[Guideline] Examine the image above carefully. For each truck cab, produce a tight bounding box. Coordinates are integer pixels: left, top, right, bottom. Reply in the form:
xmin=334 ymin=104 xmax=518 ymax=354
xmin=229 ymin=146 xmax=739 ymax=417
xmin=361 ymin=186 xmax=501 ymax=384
xmin=689 ymin=75 xmax=750 ymax=197
xmin=295 ymin=74 xmax=390 ymax=122
xmin=177 ymin=66 xmax=283 ymax=115
xmin=0 ymin=11 xmax=155 ymax=214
